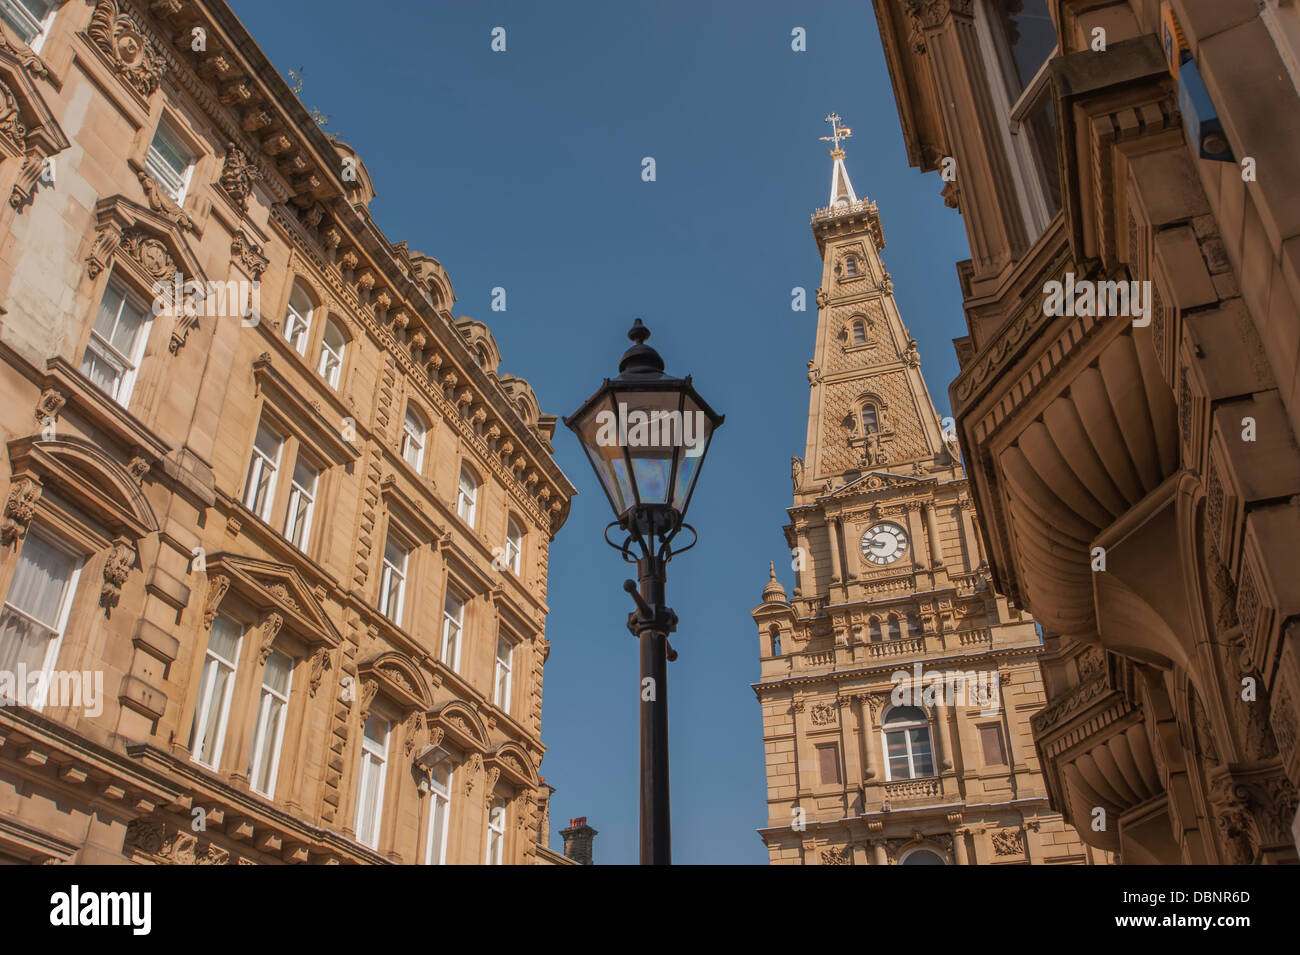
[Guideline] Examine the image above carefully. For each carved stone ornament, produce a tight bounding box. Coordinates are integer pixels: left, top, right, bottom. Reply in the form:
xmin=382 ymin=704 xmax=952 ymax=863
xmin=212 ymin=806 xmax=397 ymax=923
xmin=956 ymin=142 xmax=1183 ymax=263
xmin=810 ymin=702 xmax=838 ymax=726
xmin=219 ymin=143 xmax=263 ymax=212
xmin=87 ymin=0 xmax=169 ymax=99
xmin=257 ymin=611 xmax=284 ymax=664
xmin=231 ymin=231 xmax=268 ymax=281
xmin=0 ymin=79 xmax=25 ymax=151
xmin=308 ymin=646 xmax=332 ymax=698
xmin=991 ymin=827 xmax=1024 ymax=856
xmin=464 ymin=753 xmax=482 ymax=795
xmin=0 ymin=478 xmax=41 ymax=545
xmin=34 ymin=388 xmax=65 ymax=425
xmin=821 ymin=844 xmax=852 ymax=865
xmin=99 ymin=536 xmax=136 ymax=611
xmin=137 ymin=171 xmax=194 ymax=231
xmin=202 ymin=574 xmax=230 ymax=630
xmin=119 ymin=227 xmax=176 ymax=279
xmin=357 ymin=677 xmax=379 ymax=724
xmin=0 ymin=21 xmax=49 ymax=77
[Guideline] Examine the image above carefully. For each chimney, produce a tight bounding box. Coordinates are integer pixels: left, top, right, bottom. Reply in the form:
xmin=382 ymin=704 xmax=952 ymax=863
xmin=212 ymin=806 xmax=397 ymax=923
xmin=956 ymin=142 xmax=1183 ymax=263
xmin=559 ymin=816 xmax=597 ymax=865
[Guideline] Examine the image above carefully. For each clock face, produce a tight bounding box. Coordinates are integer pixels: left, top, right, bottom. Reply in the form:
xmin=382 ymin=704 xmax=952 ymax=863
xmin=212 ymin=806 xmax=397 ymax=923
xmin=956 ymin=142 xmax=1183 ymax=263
xmin=861 ymin=522 xmax=908 ymax=565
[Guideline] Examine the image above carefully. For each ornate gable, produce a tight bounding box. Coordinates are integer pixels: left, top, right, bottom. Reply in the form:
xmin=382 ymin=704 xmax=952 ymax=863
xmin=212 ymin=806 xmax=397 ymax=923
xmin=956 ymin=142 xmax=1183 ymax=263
xmin=0 ymin=39 xmax=70 ymax=210
xmin=201 ymin=553 xmax=342 ymax=650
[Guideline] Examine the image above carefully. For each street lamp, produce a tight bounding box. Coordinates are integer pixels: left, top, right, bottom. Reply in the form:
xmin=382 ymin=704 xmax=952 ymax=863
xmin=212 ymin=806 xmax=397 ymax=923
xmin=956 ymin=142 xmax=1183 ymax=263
xmin=564 ymin=318 xmax=723 ymax=865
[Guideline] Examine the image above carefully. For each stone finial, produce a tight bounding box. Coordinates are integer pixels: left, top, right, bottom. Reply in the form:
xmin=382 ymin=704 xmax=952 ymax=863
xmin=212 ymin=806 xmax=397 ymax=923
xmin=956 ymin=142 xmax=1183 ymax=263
xmin=762 ymin=561 xmax=788 ymax=604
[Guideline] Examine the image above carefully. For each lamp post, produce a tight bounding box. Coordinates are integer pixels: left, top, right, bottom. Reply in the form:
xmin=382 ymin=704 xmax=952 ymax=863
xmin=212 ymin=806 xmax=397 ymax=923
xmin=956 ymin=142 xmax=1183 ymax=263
xmin=564 ymin=319 xmax=723 ymax=865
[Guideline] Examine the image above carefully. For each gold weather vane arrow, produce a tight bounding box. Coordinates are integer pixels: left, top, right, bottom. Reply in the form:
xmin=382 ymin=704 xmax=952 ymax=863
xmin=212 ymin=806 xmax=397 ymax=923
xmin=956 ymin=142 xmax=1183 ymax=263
xmin=820 ymin=112 xmax=852 ymax=152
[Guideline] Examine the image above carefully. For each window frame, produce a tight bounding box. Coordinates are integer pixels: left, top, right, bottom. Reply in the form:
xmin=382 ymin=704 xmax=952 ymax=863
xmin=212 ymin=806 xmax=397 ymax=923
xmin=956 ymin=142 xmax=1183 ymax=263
xmin=144 ymin=118 xmax=197 ymax=206
xmin=881 ymin=705 xmax=937 ymax=781
xmin=82 ymin=274 xmax=154 ymax=408
xmin=247 ymin=648 xmax=294 ymax=798
xmin=422 ymin=763 xmax=453 ymax=865
xmin=243 ymin=420 xmax=284 ymax=523
xmin=493 ymin=634 xmax=513 ymax=713
xmin=189 ymin=614 xmax=243 ymax=771
xmin=486 ymin=795 xmax=506 ymax=865
xmin=979 ymin=721 xmax=1008 ymax=767
xmin=283 ymin=454 xmax=320 ymax=552
xmin=0 ymin=0 xmax=57 ymax=55
xmin=317 ymin=319 xmax=346 ymax=389
xmin=401 ymin=406 xmax=427 ymax=473
xmin=282 ymin=282 xmax=315 ymax=357
xmin=504 ymin=518 xmax=523 ymax=575
xmin=0 ymin=528 xmax=82 ymax=711
xmin=815 ymin=742 xmax=841 ymax=786
xmin=441 ymin=589 xmax=465 ymax=672
xmin=456 ymin=466 xmax=478 ymax=526
xmin=378 ymin=533 xmax=410 ymax=626
xmin=354 ymin=712 xmax=390 ymax=850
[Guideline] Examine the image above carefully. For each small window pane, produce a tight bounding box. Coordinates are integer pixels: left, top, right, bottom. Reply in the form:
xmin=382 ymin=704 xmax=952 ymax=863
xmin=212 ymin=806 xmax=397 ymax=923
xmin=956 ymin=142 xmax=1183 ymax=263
xmin=816 ymin=744 xmax=840 ymax=785
xmin=980 ymin=723 xmax=1008 ymax=766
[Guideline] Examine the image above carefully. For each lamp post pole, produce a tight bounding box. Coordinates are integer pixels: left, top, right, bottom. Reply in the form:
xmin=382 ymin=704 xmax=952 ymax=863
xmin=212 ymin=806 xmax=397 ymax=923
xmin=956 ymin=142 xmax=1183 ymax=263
xmin=631 ymin=552 xmax=672 ymax=864
xmin=564 ymin=319 xmax=722 ymax=867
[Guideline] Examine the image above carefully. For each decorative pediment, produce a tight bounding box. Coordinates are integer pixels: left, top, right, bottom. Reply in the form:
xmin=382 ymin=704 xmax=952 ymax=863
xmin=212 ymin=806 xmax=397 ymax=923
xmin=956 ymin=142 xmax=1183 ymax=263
xmin=6 ymin=435 xmax=159 ymax=542
xmin=430 ymin=699 xmax=489 ymax=755
xmin=357 ymin=651 xmax=431 ymax=716
xmin=486 ymin=741 xmax=537 ymax=790
xmin=200 ymin=553 xmax=341 ymax=650
xmin=0 ymin=46 xmax=70 ymax=209
xmin=822 ymin=469 xmax=934 ymax=500
xmin=84 ymin=0 xmax=168 ymax=101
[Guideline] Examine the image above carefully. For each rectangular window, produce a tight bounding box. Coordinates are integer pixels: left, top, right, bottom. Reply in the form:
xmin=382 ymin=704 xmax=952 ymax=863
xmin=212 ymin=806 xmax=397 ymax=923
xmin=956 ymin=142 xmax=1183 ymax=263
xmin=979 ymin=723 xmax=1008 ymax=766
xmin=505 ymin=521 xmax=523 ymax=576
xmin=401 ymin=410 xmax=425 ymax=472
xmin=885 ymin=727 xmax=936 ymax=780
xmin=0 ymin=0 xmax=56 ymax=50
xmin=423 ymin=764 xmax=452 ymax=865
xmin=486 ymin=796 xmax=506 ymax=865
xmin=441 ymin=591 xmax=464 ymax=672
xmin=494 ymin=635 xmax=513 ymax=713
xmin=243 ymin=422 xmax=283 ymax=521
xmin=248 ymin=650 xmax=293 ymax=797
xmin=189 ymin=615 xmax=242 ymax=769
xmin=81 ymin=278 xmax=153 ymax=407
xmin=354 ymin=713 xmax=389 ymax=850
xmin=284 ymin=457 xmax=319 ymax=551
xmin=456 ymin=469 xmax=477 ymax=525
xmin=145 ymin=120 xmax=196 ymax=204
xmin=379 ymin=536 xmax=408 ymax=625
xmin=0 ymin=530 xmax=80 ymax=709
xmin=816 ymin=743 xmax=841 ymax=785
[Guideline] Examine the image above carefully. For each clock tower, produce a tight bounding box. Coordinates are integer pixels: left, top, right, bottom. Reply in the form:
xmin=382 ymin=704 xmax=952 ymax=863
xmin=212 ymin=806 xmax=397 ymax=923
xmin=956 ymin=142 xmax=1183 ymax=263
xmin=749 ymin=119 xmax=1106 ymax=866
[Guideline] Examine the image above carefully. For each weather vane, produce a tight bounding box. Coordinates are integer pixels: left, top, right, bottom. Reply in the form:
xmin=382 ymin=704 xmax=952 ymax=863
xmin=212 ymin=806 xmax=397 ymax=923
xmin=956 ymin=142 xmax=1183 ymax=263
xmin=820 ymin=112 xmax=852 ymax=153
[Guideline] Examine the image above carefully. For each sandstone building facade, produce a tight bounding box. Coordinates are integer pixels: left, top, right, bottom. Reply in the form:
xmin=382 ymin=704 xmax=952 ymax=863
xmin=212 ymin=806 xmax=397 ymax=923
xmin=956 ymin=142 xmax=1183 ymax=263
xmin=751 ymin=137 xmax=1105 ymax=865
xmin=0 ymin=0 xmax=575 ymax=864
xmin=870 ymin=0 xmax=1300 ymax=862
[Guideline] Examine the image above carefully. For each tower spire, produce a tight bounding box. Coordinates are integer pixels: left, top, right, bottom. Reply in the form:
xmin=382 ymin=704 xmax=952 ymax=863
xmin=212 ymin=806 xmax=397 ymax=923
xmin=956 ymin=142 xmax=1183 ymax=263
xmin=820 ymin=112 xmax=858 ymax=207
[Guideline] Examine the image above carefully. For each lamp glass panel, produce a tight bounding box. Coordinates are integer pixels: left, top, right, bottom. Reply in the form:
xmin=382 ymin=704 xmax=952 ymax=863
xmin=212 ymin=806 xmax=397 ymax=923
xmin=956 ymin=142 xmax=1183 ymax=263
xmin=573 ymin=393 xmax=634 ymax=514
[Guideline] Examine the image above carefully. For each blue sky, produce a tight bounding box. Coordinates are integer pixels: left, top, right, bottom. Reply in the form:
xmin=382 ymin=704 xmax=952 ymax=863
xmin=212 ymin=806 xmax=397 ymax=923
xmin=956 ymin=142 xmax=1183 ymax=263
xmin=229 ymin=0 xmax=973 ymax=864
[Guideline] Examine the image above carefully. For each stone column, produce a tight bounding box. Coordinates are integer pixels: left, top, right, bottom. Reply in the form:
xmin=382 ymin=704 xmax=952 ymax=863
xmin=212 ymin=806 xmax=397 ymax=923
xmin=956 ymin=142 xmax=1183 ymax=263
xmin=869 ymin=840 xmax=887 ymax=866
xmin=858 ymin=694 xmax=880 ymax=781
xmin=960 ymin=498 xmax=985 ymax=566
xmin=933 ymin=702 xmax=954 ymax=772
xmin=953 ymin=828 xmax=971 ymax=865
xmin=923 ymin=502 xmax=944 ymax=567
xmin=826 ymin=517 xmax=843 ymax=584
xmin=842 ymin=518 xmax=861 ymax=580
xmin=793 ymin=523 xmax=810 ymax=593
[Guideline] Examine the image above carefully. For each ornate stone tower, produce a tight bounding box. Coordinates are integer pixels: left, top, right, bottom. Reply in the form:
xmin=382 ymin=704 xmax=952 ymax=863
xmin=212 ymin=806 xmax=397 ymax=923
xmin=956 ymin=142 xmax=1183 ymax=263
xmin=750 ymin=119 xmax=1107 ymax=866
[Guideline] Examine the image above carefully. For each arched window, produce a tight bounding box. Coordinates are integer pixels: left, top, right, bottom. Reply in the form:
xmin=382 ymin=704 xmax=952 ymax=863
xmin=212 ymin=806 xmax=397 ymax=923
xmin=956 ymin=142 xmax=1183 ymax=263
xmin=402 ymin=407 xmax=427 ymax=471
xmin=283 ymin=282 xmax=314 ymax=355
xmin=868 ymin=617 xmax=882 ymax=643
xmin=861 ymin=402 xmax=879 ymax=434
xmin=851 ymin=319 xmax=867 ymax=345
xmin=504 ymin=518 xmax=523 ymax=575
xmin=475 ymin=344 xmax=488 ymax=369
xmin=887 ymin=614 xmax=902 ymax=640
xmin=900 ymin=848 xmax=947 ymax=865
xmin=769 ymin=625 xmax=782 ymax=657
xmin=881 ymin=705 xmax=935 ymax=780
xmin=318 ymin=318 xmax=346 ymax=388
xmin=457 ymin=465 xmax=478 ymax=525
